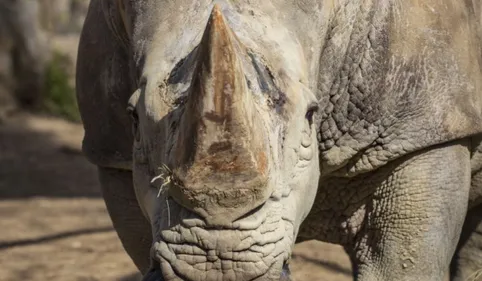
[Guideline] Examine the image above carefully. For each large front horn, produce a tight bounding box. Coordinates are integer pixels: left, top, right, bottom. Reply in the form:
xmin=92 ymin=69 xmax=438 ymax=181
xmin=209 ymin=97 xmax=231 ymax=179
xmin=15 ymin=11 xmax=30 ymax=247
xmin=168 ymin=5 xmax=269 ymax=225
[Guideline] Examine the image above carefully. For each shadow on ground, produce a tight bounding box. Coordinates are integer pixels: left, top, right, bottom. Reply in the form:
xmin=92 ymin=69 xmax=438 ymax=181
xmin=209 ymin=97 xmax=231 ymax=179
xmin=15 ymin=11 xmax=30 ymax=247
xmin=118 ymin=272 xmax=143 ymax=281
xmin=292 ymin=253 xmax=352 ymax=276
xmin=0 ymin=113 xmax=142 ymax=281
xmin=0 ymin=112 xmax=100 ymax=198
xmin=0 ymin=226 xmax=114 ymax=250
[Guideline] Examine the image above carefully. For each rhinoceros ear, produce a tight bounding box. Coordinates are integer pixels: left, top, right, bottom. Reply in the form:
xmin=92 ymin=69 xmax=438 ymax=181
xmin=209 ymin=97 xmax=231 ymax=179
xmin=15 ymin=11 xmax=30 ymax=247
xmin=76 ymin=0 xmax=135 ymax=170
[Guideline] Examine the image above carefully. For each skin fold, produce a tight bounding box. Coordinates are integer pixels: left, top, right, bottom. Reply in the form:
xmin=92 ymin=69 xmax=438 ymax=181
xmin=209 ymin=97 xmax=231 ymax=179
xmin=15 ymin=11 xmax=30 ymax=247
xmin=76 ymin=0 xmax=482 ymax=280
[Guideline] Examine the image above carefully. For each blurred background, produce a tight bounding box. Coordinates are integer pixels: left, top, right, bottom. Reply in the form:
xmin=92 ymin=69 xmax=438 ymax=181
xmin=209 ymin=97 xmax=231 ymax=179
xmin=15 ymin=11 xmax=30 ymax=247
xmin=0 ymin=1 xmax=351 ymax=280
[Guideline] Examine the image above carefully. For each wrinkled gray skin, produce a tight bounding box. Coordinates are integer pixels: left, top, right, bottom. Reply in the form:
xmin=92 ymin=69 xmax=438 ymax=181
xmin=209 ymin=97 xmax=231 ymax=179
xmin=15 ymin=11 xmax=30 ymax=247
xmin=76 ymin=1 xmax=482 ymax=280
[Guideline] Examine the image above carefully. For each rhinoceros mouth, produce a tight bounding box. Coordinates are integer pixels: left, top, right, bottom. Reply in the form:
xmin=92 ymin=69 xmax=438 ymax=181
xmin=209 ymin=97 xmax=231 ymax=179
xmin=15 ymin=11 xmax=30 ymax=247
xmin=151 ymin=199 xmax=295 ymax=281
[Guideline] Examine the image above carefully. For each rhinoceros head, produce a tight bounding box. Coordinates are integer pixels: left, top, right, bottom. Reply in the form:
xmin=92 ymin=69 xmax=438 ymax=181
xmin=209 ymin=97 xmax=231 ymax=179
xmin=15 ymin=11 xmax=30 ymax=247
xmin=123 ymin=2 xmax=321 ymax=280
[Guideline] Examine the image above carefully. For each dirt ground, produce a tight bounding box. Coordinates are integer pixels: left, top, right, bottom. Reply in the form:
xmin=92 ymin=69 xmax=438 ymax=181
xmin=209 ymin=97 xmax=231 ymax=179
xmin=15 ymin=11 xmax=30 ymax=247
xmin=0 ymin=112 xmax=352 ymax=281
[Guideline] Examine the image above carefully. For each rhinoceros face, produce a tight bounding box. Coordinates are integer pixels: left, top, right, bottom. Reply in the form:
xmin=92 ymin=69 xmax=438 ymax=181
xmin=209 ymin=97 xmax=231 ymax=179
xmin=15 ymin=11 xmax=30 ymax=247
xmin=125 ymin=2 xmax=321 ymax=280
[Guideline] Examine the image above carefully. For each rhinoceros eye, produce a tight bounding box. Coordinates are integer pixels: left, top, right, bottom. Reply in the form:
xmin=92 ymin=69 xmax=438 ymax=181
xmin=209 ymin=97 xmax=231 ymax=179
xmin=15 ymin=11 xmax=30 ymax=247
xmin=127 ymin=89 xmax=142 ymax=142
xmin=305 ymin=103 xmax=318 ymax=126
xmin=300 ymin=103 xmax=318 ymax=158
xmin=127 ymin=105 xmax=141 ymax=142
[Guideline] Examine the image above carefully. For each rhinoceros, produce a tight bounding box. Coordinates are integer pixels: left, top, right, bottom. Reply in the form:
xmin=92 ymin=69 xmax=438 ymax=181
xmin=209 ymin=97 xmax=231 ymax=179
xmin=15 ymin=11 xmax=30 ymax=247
xmin=76 ymin=0 xmax=482 ymax=280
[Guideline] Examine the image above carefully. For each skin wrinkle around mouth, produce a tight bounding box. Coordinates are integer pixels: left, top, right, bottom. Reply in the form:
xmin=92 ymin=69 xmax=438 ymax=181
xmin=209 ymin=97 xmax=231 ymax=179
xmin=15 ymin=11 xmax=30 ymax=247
xmin=152 ymin=198 xmax=294 ymax=281
xmin=155 ymin=230 xmax=290 ymax=281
